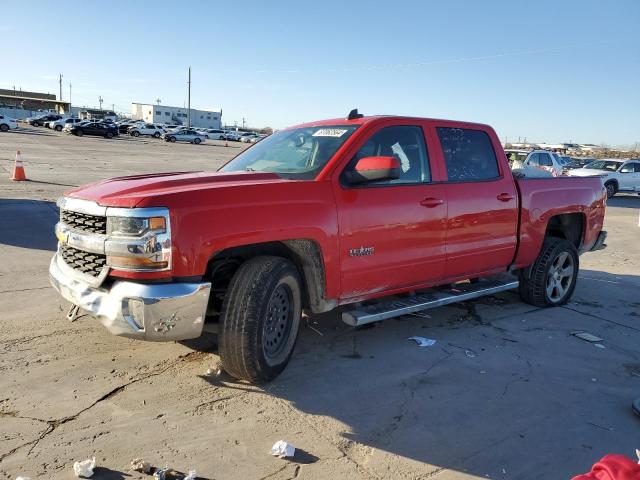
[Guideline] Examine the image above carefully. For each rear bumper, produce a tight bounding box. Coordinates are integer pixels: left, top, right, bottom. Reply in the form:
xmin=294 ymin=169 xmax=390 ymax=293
xmin=590 ymin=230 xmax=607 ymax=252
xmin=49 ymin=253 xmax=211 ymax=341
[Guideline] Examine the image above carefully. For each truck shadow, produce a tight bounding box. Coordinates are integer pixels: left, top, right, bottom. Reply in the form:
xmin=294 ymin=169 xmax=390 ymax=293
xmin=0 ymin=198 xmax=58 ymax=251
xmin=197 ymin=269 xmax=640 ymax=478
xmin=607 ymin=195 xmax=640 ymax=209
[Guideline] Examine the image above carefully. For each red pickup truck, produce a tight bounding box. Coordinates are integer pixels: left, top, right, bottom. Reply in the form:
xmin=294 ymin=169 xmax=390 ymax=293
xmin=50 ymin=111 xmax=607 ymax=382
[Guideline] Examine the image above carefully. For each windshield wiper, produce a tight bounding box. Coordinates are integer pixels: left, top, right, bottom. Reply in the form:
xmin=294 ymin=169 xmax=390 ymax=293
xmin=245 ymin=167 xmax=256 ymax=172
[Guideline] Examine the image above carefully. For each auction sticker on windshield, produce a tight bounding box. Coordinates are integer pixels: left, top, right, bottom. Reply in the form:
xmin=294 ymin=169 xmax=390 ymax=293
xmin=312 ymin=128 xmax=348 ymax=137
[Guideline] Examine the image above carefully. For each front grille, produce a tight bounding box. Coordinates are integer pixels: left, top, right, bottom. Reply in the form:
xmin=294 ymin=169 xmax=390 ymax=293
xmin=61 ymin=210 xmax=106 ymax=235
xmin=61 ymin=244 xmax=107 ymax=277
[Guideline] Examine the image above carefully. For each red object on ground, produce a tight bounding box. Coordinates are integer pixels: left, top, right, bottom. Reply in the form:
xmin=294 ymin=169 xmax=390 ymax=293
xmin=571 ymin=454 xmax=640 ymax=480
xmin=11 ymin=150 xmax=26 ymax=181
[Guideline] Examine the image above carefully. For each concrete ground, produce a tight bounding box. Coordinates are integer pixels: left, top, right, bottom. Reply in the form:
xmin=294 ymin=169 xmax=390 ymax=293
xmin=0 ymin=127 xmax=638 ymax=480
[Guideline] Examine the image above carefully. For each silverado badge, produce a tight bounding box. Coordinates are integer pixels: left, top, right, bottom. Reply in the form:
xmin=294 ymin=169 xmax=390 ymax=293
xmin=349 ymin=246 xmax=375 ymax=257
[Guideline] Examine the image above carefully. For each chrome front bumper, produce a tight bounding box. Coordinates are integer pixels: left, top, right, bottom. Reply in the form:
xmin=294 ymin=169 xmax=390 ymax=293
xmin=49 ymin=253 xmax=211 ymax=341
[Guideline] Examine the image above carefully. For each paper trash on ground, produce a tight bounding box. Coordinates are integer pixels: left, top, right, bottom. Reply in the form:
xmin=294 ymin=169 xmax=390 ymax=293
xmin=130 ymin=458 xmax=152 ymax=474
xmin=184 ymin=470 xmax=197 ymax=480
xmin=73 ymin=457 xmax=96 ymax=478
xmin=407 ymin=336 xmax=436 ymax=347
xmin=571 ymin=331 xmax=603 ymax=343
xmin=271 ymin=440 xmax=296 ymax=458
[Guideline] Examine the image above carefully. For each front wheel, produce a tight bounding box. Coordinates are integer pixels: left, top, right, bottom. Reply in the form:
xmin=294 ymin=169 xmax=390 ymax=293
xmin=604 ymin=181 xmax=617 ymax=199
xmin=105 ymin=132 xmax=114 ymax=139
xmin=0 ymin=124 xmax=8 ymax=132
xmin=132 ymin=131 xmax=140 ymax=137
xmin=219 ymin=256 xmax=302 ymax=382
xmin=193 ymin=137 xmax=201 ymax=144
xmin=169 ymin=136 xmax=176 ymax=143
xmin=519 ymin=237 xmax=579 ymax=307
xmin=55 ymin=125 xmax=63 ymax=131
xmin=153 ymin=132 xmax=160 ymax=138
xmin=75 ymin=130 xmax=84 ymax=137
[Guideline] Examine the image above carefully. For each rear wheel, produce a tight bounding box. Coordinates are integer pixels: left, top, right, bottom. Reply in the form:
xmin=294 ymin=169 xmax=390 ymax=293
xmin=153 ymin=132 xmax=160 ymax=138
xmin=169 ymin=136 xmax=176 ymax=143
xmin=604 ymin=181 xmax=617 ymax=199
xmin=219 ymin=256 xmax=302 ymax=382
xmin=519 ymin=237 xmax=578 ymax=307
xmin=55 ymin=125 xmax=63 ymax=132
xmin=105 ymin=132 xmax=114 ymax=139
xmin=75 ymin=130 xmax=84 ymax=137
xmin=194 ymin=137 xmax=201 ymax=144
xmin=132 ymin=131 xmax=140 ymax=137
xmin=0 ymin=124 xmax=8 ymax=132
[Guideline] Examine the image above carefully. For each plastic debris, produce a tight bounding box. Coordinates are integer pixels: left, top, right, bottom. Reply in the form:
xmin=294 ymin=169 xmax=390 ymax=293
xmin=595 ymin=344 xmax=606 ymax=349
xmin=153 ymin=467 xmax=183 ymax=480
xmin=465 ymin=350 xmax=476 ymax=358
xmin=16 ymin=477 xmax=31 ymax=480
xmin=73 ymin=457 xmax=96 ymax=478
xmin=572 ymin=331 xmax=603 ymax=343
xmin=184 ymin=470 xmax=197 ymax=480
xmin=130 ymin=458 xmax=152 ymax=474
xmin=271 ymin=440 xmax=295 ymax=458
xmin=205 ymin=361 xmax=223 ymax=377
xmin=407 ymin=336 xmax=436 ymax=347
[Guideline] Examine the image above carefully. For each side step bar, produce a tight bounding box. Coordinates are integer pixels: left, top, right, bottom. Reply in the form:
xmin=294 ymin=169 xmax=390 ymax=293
xmin=341 ymin=278 xmax=519 ymax=327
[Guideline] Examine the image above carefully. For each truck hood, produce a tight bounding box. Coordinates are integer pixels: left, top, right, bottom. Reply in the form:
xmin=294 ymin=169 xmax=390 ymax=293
xmin=65 ymin=170 xmax=286 ymax=207
xmin=567 ymin=168 xmax=610 ymax=177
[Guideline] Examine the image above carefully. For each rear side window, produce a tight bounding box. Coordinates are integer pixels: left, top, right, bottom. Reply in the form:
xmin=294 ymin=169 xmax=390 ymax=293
xmin=539 ymin=153 xmax=552 ymax=167
xmin=437 ymin=127 xmax=500 ymax=181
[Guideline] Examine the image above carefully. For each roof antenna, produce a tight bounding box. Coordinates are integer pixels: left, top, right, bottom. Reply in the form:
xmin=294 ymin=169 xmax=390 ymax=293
xmin=347 ymin=108 xmax=363 ymax=120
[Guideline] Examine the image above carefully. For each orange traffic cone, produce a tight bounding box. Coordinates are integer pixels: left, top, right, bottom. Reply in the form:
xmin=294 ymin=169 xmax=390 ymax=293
xmin=11 ymin=150 xmax=27 ymax=181
xmin=225 ymin=139 xmax=229 ymax=147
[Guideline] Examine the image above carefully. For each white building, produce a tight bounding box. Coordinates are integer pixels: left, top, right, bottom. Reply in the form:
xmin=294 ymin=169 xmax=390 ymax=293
xmin=132 ymin=102 xmax=222 ymax=128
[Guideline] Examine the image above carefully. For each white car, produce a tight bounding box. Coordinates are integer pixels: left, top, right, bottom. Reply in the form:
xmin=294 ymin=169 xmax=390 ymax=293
xmin=567 ymin=159 xmax=640 ymax=198
xmin=50 ymin=118 xmax=83 ymax=132
xmin=162 ymin=128 xmax=206 ymax=144
xmin=223 ymin=131 xmax=241 ymax=141
xmin=523 ymin=150 xmax=564 ymax=177
xmin=0 ymin=114 xmax=18 ymax=132
xmin=200 ymin=129 xmax=225 ymax=140
xmin=240 ymin=133 xmax=259 ymax=143
xmin=129 ymin=123 xmax=166 ymax=138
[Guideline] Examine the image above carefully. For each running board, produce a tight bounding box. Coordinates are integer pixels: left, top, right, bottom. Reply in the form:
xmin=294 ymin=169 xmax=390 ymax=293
xmin=341 ymin=278 xmax=519 ymax=326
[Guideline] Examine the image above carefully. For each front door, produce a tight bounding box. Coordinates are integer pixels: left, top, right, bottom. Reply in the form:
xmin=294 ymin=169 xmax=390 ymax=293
xmin=434 ymin=125 xmax=519 ymax=278
xmin=618 ymin=161 xmax=640 ymax=191
xmin=333 ymin=124 xmax=447 ymax=301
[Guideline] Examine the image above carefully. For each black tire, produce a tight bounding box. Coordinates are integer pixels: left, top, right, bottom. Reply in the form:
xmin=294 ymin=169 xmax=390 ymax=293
xmin=604 ymin=181 xmax=617 ymax=199
xmin=194 ymin=137 xmax=201 ymax=144
xmin=132 ymin=131 xmax=140 ymax=137
xmin=519 ymin=237 xmax=579 ymax=307
xmin=75 ymin=129 xmax=84 ymax=137
xmin=0 ymin=124 xmax=8 ymax=132
xmin=169 ymin=136 xmax=176 ymax=143
xmin=153 ymin=132 xmax=160 ymax=138
xmin=219 ymin=256 xmax=302 ymax=382
xmin=55 ymin=125 xmax=63 ymax=131
xmin=105 ymin=132 xmax=114 ymax=139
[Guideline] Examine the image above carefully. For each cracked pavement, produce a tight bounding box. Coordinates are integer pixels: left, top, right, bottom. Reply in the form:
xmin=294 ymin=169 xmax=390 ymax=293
xmin=1 ymin=130 xmax=639 ymax=479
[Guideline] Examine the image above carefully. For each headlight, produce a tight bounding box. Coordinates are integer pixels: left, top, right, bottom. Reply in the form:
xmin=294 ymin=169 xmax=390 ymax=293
xmin=105 ymin=208 xmax=171 ymax=272
xmin=107 ymin=216 xmax=166 ymax=236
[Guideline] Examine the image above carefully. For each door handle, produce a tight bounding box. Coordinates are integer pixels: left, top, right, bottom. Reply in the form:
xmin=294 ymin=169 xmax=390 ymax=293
xmin=497 ymin=193 xmax=514 ymax=202
xmin=420 ymin=197 xmax=444 ymax=208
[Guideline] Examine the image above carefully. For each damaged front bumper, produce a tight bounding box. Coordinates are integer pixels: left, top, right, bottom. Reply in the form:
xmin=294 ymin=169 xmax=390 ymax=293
xmin=49 ymin=252 xmax=211 ymax=341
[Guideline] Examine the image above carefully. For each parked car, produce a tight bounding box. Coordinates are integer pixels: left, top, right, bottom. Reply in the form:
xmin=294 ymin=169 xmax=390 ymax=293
xmin=29 ymin=114 xmax=62 ymax=127
xmin=117 ymin=119 xmax=142 ymax=134
xmin=49 ymin=118 xmax=83 ymax=132
xmin=63 ymin=120 xmax=91 ymax=133
xmin=69 ymin=121 xmax=119 ymax=138
xmin=200 ymin=129 xmax=226 ymax=140
xmin=0 ymin=114 xmax=19 ymax=132
xmin=567 ymin=158 xmax=640 ymax=198
xmin=162 ymin=128 xmax=206 ymax=144
xmin=50 ymin=112 xmax=607 ymax=383
xmin=504 ymin=149 xmax=530 ymax=166
xmin=222 ymin=131 xmax=241 ymax=141
xmin=240 ymin=133 xmax=259 ymax=143
xmin=129 ymin=123 xmax=165 ymax=138
xmin=523 ymin=150 xmax=564 ymax=176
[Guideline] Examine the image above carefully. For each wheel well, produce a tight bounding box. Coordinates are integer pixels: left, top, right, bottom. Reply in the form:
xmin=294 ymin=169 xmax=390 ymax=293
xmin=204 ymin=240 xmax=332 ymax=319
xmin=545 ymin=213 xmax=584 ymax=250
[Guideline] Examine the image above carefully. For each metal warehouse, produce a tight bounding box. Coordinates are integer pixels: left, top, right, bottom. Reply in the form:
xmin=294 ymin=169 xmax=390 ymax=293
xmin=132 ymin=102 xmax=222 ymax=129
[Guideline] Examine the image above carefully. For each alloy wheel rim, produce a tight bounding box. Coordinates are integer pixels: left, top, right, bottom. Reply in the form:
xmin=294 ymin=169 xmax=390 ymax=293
xmin=263 ymin=284 xmax=293 ymax=360
xmin=546 ymin=251 xmax=574 ymax=301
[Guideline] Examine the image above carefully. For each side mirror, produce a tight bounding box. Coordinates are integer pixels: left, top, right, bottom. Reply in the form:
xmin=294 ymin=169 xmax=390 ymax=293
xmin=345 ymin=156 xmax=401 ymax=184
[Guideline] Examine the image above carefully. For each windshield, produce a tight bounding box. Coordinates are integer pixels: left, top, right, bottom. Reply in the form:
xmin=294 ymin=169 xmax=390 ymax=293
xmin=585 ymin=160 xmax=621 ymax=172
xmin=221 ymin=125 xmax=358 ymax=179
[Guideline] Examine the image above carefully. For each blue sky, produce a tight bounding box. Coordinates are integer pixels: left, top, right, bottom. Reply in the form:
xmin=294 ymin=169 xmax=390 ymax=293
xmin=2 ymin=0 xmax=639 ymax=146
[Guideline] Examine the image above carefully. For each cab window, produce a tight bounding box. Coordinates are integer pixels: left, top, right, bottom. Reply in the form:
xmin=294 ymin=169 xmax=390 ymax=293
xmin=345 ymin=125 xmax=430 ymax=185
xmin=437 ymin=127 xmax=500 ymax=181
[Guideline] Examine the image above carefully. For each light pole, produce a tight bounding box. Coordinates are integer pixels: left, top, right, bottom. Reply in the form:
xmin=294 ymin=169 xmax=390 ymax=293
xmin=187 ymin=66 xmax=191 ymax=128
xmin=98 ymin=96 xmax=103 ymax=110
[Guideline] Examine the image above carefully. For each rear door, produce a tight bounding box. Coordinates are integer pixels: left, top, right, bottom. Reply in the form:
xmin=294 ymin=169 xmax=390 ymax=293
xmin=433 ymin=125 xmax=518 ymax=278
xmin=333 ymin=122 xmax=447 ymax=300
xmin=618 ymin=162 xmax=640 ymax=191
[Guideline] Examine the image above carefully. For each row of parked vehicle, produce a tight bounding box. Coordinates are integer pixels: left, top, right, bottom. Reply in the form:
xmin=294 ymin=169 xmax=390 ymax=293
xmin=506 ymin=148 xmax=640 ymax=198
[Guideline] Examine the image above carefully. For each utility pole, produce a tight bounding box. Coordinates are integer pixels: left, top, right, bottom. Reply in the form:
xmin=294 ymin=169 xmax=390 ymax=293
xmin=242 ymin=117 xmax=246 ymax=129
xmin=59 ymin=74 xmax=63 ymax=101
xmin=156 ymin=98 xmax=161 ymax=105
xmin=98 ymin=96 xmax=103 ymax=110
xmin=187 ymin=66 xmax=191 ymax=128
xmin=69 ymin=83 xmax=72 ymax=116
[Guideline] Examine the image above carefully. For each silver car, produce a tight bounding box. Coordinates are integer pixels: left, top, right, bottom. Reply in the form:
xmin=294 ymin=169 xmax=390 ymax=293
xmin=162 ymin=128 xmax=206 ymax=144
